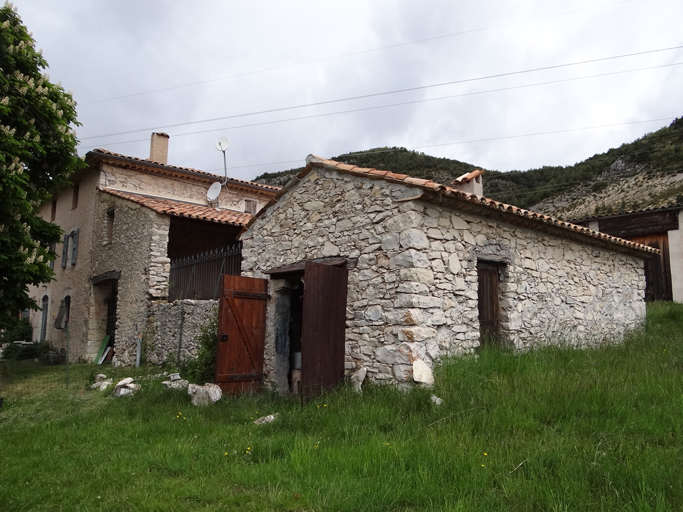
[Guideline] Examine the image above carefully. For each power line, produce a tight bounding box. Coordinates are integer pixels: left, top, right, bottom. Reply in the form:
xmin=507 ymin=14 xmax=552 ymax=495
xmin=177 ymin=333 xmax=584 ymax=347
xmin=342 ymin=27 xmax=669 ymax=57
xmin=80 ymin=117 xmax=677 ymax=177
xmin=79 ymin=58 xmax=683 ymax=145
xmin=78 ymin=0 xmax=638 ymax=107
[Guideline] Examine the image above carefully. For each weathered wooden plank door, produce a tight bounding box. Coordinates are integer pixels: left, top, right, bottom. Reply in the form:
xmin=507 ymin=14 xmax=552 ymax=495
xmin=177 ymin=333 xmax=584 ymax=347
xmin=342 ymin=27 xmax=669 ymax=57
xmin=300 ymin=261 xmax=348 ymax=399
xmin=630 ymin=233 xmax=672 ymax=301
xmin=477 ymin=261 xmax=500 ymax=345
xmin=215 ymin=274 xmax=268 ymax=395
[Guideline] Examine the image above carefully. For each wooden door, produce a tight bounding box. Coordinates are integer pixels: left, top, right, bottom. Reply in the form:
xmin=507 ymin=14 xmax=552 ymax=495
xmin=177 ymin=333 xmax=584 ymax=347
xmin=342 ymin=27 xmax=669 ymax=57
xmin=300 ymin=261 xmax=348 ymax=399
xmin=215 ymin=274 xmax=268 ymax=394
xmin=630 ymin=233 xmax=672 ymax=301
xmin=477 ymin=261 xmax=500 ymax=345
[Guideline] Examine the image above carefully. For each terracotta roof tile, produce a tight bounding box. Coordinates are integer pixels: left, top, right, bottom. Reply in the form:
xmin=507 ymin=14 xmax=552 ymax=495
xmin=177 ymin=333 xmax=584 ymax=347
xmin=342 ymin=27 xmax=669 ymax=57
xmin=452 ymin=169 xmax=485 ymax=185
xmin=87 ymin=149 xmax=280 ymax=193
xmin=103 ymin=189 xmax=251 ymax=227
xmin=245 ymin=154 xmax=657 ymax=255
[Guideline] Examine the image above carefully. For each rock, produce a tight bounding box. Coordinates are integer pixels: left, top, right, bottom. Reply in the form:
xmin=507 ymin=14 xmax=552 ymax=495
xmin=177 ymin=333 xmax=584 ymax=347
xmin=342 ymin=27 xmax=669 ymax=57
xmin=113 ymin=382 xmax=140 ymax=397
xmin=168 ymin=373 xmax=181 ymax=381
xmin=322 ymin=241 xmax=340 ymax=257
xmin=375 ymin=346 xmax=411 ymax=366
xmin=91 ymin=378 xmax=113 ymax=391
xmin=398 ymin=268 xmax=435 ymax=285
xmin=431 ymin=395 xmax=443 ymax=406
xmin=400 ymin=228 xmax=430 ymax=250
xmin=303 ymin=201 xmax=324 ymax=211
xmin=94 ymin=374 xmax=107 ymax=383
xmin=389 ymin=249 xmax=430 ymax=269
xmin=412 ymin=359 xmax=434 ymax=386
xmin=350 ymin=367 xmax=367 ymax=393
xmin=393 ymin=364 xmax=413 ymax=381
xmin=254 ymin=413 xmax=279 ymax=425
xmin=115 ymin=377 xmax=134 ymax=388
xmin=381 ymin=233 xmax=399 ymax=250
xmin=386 ymin=211 xmax=424 ymax=232
xmin=162 ymin=379 xmax=189 ymax=390
xmin=114 ymin=387 xmax=134 ymax=398
xmin=448 ymin=253 xmax=462 ymax=274
xmin=188 ymin=383 xmax=223 ymax=406
xmin=364 ymin=305 xmax=383 ymax=322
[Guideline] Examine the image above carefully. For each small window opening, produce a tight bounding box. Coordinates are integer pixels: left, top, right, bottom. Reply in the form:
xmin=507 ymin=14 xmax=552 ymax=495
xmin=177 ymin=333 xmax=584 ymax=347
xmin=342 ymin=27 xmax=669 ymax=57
xmin=51 ymin=200 xmax=57 ymax=222
xmin=244 ymin=199 xmax=257 ymax=215
xmin=106 ymin=207 xmax=115 ymax=244
xmin=72 ymin=185 xmax=79 ymax=209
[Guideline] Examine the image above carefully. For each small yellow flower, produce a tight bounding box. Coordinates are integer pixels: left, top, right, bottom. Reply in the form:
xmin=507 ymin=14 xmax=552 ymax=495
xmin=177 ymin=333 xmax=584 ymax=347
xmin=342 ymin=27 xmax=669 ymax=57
xmin=481 ymin=464 xmax=485 ymax=467
xmin=224 ymin=452 xmax=228 ymax=456
xmin=484 ymin=453 xmax=487 ymax=456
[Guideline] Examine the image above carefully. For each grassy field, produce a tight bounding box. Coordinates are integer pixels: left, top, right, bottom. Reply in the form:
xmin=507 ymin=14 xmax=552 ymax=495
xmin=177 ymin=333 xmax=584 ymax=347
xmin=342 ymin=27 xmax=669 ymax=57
xmin=1 ymin=303 xmax=682 ymax=511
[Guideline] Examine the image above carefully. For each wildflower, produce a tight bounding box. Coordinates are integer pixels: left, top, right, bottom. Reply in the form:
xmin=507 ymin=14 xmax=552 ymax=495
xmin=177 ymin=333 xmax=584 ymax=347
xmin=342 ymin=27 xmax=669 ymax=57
xmin=484 ymin=453 xmax=487 ymax=456
xmin=224 ymin=452 xmax=228 ymax=456
xmin=481 ymin=464 xmax=485 ymax=467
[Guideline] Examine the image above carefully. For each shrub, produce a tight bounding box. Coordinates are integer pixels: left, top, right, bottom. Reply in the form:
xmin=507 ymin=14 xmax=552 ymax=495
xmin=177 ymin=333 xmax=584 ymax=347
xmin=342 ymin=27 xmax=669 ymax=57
xmin=0 ymin=317 xmax=33 ymax=344
xmin=183 ymin=308 xmax=219 ymax=384
xmin=1 ymin=341 xmax=54 ymax=361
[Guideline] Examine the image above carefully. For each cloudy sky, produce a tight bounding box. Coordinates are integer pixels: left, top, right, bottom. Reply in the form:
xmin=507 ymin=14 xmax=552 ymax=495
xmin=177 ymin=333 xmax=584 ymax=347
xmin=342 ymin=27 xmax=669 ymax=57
xmin=10 ymin=0 xmax=683 ymax=181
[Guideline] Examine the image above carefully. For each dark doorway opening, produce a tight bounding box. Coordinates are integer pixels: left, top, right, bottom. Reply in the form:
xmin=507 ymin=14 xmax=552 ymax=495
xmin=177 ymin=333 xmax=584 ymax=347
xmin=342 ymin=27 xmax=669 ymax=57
xmin=92 ymin=279 xmax=118 ymax=362
xmin=266 ymin=260 xmax=349 ymax=399
xmin=629 ymin=234 xmax=672 ymax=301
xmin=287 ymin=280 xmax=304 ymax=393
xmin=477 ymin=260 xmax=501 ymax=346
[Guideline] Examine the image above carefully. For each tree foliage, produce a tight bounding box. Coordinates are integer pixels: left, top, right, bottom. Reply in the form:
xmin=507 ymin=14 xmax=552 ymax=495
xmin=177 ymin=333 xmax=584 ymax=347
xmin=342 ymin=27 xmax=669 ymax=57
xmin=0 ymin=3 xmax=83 ymax=328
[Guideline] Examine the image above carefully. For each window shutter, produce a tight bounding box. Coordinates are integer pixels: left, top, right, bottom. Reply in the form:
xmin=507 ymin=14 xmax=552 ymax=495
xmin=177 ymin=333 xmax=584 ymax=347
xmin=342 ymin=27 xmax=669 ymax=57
xmin=61 ymin=233 xmax=69 ymax=268
xmin=70 ymin=228 xmax=79 ymax=265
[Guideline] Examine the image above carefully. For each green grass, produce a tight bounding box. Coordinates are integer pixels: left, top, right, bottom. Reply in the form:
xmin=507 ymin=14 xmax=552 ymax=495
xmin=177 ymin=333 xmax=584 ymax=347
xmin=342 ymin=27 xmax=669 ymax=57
xmin=1 ymin=302 xmax=682 ymax=511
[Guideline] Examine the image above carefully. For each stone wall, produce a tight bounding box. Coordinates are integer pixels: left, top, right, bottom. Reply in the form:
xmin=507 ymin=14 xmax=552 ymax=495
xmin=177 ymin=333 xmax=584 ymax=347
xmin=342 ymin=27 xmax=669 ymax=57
xmin=146 ymin=299 xmax=218 ymax=365
xmin=100 ymin=163 xmax=270 ymax=214
xmin=240 ymin=168 xmax=647 ymax=388
xmin=91 ymin=192 xmax=170 ymax=365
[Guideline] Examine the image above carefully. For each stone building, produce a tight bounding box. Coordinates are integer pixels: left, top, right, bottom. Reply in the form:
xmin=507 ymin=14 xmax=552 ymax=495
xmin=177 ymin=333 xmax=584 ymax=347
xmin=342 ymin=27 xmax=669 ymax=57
xmin=238 ymin=155 xmax=655 ymax=390
xmin=27 ymin=133 xmax=278 ymax=363
xmin=572 ymin=205 xmax=683 ymax=302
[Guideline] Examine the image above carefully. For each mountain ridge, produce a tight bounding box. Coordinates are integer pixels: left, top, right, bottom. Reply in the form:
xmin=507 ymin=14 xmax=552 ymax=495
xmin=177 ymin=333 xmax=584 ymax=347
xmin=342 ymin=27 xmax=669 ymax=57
xmin=253 ymin=117 xmax=683 ymax=220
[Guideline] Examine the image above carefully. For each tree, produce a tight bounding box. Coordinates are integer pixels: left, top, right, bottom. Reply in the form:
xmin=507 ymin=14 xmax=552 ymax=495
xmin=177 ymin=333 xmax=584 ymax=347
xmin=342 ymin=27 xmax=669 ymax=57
xmin=0 ymin=2 xmax=84 ymax=329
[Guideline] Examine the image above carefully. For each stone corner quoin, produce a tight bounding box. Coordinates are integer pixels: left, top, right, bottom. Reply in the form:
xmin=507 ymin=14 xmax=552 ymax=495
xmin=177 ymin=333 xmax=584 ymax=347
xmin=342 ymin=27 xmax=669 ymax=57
xmin=239 ymin=167 xmax=647 ymax=386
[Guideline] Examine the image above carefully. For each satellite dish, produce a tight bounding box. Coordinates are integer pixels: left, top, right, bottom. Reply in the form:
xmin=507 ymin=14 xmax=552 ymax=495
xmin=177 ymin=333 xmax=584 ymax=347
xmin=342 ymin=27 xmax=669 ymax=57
xmin=207 ymin=182 xmax=221 ymax=202
xmin=215 ymin=137 xmax=231 ymax=152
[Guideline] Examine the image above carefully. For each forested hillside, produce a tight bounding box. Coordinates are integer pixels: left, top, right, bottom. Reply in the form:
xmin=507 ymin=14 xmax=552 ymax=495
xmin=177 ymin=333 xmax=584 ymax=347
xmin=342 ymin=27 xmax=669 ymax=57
xmin=254 ymin=118 xmax=683 ymax=219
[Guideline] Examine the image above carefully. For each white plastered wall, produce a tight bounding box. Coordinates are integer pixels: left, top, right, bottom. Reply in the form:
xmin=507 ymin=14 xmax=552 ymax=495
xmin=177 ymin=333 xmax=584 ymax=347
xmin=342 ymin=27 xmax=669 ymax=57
xmin=668 ymin=211 xmax=683 ymax=302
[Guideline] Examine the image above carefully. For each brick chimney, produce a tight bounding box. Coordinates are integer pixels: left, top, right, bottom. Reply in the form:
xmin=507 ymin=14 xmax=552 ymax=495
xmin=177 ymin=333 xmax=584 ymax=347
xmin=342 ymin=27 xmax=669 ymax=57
xmin=149 ymin=132 xmax=169 ymax=164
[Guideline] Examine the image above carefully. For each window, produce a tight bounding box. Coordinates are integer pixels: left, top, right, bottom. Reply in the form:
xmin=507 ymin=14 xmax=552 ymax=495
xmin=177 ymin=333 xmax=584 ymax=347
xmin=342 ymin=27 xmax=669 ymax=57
xmin=72 ymin=185 xmax=79 ymax=209
xmin=244 ymin=199 xmax=257 ymax=214
xmin=105 ymin=207 xmax=115 ymax=244
xmin=61 ymin=229 xmax=79 ymax=267
xmin=51 ymin=200 xmax=57 ymax=221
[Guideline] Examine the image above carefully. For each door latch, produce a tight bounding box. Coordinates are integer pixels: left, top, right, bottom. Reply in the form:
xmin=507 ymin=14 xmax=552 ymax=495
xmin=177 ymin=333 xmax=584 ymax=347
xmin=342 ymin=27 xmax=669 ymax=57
xmin=220 ymin=334 xmax=229 ymax=342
